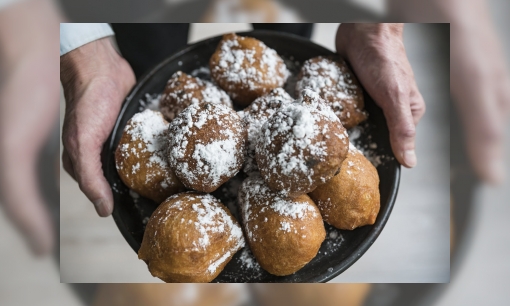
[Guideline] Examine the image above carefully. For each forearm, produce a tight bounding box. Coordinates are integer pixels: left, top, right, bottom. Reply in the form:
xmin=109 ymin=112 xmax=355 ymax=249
xmin=336 ymin=23 xmax=404 ymax=60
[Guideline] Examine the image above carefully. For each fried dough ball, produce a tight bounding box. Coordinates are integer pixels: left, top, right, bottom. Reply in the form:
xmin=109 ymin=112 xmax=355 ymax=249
xmin=159 ymin=71 xmax=232 ymax=121
xmin=309 ymin=143 xmax=380 ymax=230
xmin=167 ymin=102 xmax=247 ymax=193
xmin=138 ymin=192 xmax=245 ymax=283
xmin=238 ymin=88 xmax=293 ymax=173
xmin=238 ymin=175 xmax=326 ymax=276
xmin=115 ymin=110 xmax=185 ymax=203
xmin=210 ymin=33 xmax=290 ymax=107
xmin=255 ymin=90 xmax=349 ymax=197
xmin=296 ymin=56 xmax=367 ymax=129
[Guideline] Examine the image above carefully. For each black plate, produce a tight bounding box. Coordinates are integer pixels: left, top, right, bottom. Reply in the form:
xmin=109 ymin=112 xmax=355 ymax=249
xmin=101 ymin=30 xmax=400 ymax=283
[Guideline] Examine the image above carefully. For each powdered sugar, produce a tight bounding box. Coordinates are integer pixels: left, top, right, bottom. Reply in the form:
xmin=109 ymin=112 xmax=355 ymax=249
xmin=234 ymin=247 xmax=262 ymax=279
xmin=192 ymin=139 xmax=239 ymax=186
xmin=150 ymin=193 xmax=245 ymax=275
xmin=138 ymin=93 xmax=161 ymax=111
xmin=190 ymin=66 xmax=211 ymax=79
xmin=318 ymin=228 xmax=345 ymax=256
xmin=167 ymin=102 xmax=246 ymax=191
xmin=238 ymin=175 xmax=318 ymax=241
xmin=238 ymin=88 xmax=293 ymax=173
xmin=255 ymin=90 xmax=348 ymax=195
xmin=211 ymin=33 xmax=289 ymax=99
xmin=238 ymin=248 xmax=259 ymax=270
xmin=280 ymin=221 xmax=291 ymax=232
xmin=116 ymin=110 xmax=174 ymax=183
xmin=296 ymin=56 xmax=367 ymax=128
xmin=160 ymin=71 xmax=232 ymax=120
xmin=208 ymin=251 xmax=232 ymax=273
xmin=270 ymin=198 xmax=317 ymax=219
xmin=127 ymin=110 xmax=169 ymax=154
xmin=296 ymin=56 xmax=358 ymax=107
xmin=348 ymin=124 xmax=393 ymax=168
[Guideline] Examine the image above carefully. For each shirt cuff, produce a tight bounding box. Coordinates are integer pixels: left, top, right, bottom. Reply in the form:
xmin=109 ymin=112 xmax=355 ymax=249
xmin=60 ymin=23 xmax=115 ymax=56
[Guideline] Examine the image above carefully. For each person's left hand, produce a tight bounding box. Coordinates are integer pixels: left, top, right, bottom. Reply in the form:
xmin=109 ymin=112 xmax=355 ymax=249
xmin=336 ymin=23 xmax=426 ymax=168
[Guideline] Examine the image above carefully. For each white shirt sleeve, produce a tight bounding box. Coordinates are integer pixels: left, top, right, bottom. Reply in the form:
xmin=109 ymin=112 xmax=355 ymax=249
xmin=60 ymin=23 xmax=115 ymax=56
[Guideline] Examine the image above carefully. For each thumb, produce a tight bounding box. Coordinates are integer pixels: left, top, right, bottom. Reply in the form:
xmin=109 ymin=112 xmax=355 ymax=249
xmin=383 ymin=103 xmax=418 ymax=168
xmin=66 ymin=138 xmax=114 ymax=217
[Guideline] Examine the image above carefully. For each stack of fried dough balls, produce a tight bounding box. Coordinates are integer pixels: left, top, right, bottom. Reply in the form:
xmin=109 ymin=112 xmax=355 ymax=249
xmin=115 ymin=33 xmax=380 ymax=282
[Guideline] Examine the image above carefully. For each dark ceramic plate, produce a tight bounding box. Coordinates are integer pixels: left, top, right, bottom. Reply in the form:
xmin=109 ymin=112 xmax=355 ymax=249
xmin=101 ymin=30 xmax=400 ymax=283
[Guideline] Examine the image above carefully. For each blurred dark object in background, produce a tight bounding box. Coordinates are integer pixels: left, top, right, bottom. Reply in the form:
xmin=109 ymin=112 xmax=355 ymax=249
xmin=111 ymin=23 xmax=314 ymax=79
xmin=111 ymin=23 xmax=190 ymax=78
xmin=58 ymin=0 xmax=383 ymax=22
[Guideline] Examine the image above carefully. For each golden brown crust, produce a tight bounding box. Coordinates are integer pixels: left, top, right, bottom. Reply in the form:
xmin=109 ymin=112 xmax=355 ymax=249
xmin=296 ymin=56 xmax=367 ymax=129
xmin=238 ymin=175 xmax=326 ymax=276
xmin=138 ymin=192 xmax=245 ymax=283
xmin=159 ymin=71 xmax=232 ymax=121
xmin=255 ymin=90 xmax=349 ymax=197
xmin=167 ymin=102 xmax=247 ymax=193
xmin=210 ymin=33 xmax=289 ymax=107
xmin=309 ymin=144 xmax=380 ymax=230
xmin=115 ymin=110 xmax=185 ymax=203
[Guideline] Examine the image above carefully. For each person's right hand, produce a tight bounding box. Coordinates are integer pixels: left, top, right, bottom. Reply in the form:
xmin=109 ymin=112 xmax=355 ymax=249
xmin=61 ymin=37 xmax=135 ymax=216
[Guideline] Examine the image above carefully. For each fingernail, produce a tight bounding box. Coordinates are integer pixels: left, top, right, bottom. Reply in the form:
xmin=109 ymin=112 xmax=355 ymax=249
xmin=403 ymin=150 xmax=417 ymax=168
xmin=486 ymin=159 xmax=505 ymax=185
xmin=93 ymin=199 xmax=111 ymax=217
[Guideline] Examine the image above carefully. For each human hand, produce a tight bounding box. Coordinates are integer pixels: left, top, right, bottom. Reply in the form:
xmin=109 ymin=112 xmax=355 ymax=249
xmin=61 ymin=37 xmax=135 ymax=217
xmin=0 ymin=0 xmax=60 ymax=255
xmin=387 ymin=1 xmax=510 ymax=183
xmin=336 ymin=23 xmax=426 ymax=168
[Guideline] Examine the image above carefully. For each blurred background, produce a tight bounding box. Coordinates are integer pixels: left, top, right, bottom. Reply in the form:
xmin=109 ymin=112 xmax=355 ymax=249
xmin=0 ymin=0 xmax=508 ymax=305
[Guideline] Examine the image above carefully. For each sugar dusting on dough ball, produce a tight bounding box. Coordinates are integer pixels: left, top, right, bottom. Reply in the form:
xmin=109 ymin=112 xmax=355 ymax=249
xmin=138 ymin=192 xmax=245 ymax=282
xmin=210 ymin=33 xmax=290 ymax=106
xmin=115 ymin=109 xmax=185 ymax=203
xmin=238 ymin=175 xmax=325 ymax=276
xmin=296 ymin=56 xmax=366 ymax=129
xmin=167 ymin=102 xmax=247 ymax=193
xmin=159 ymin=71 xmax=232 ymax=121
xmin=237 ymin=88 xmax=293 ymax=174
xmin=255 ymin=89 xmax=349 ymax=197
